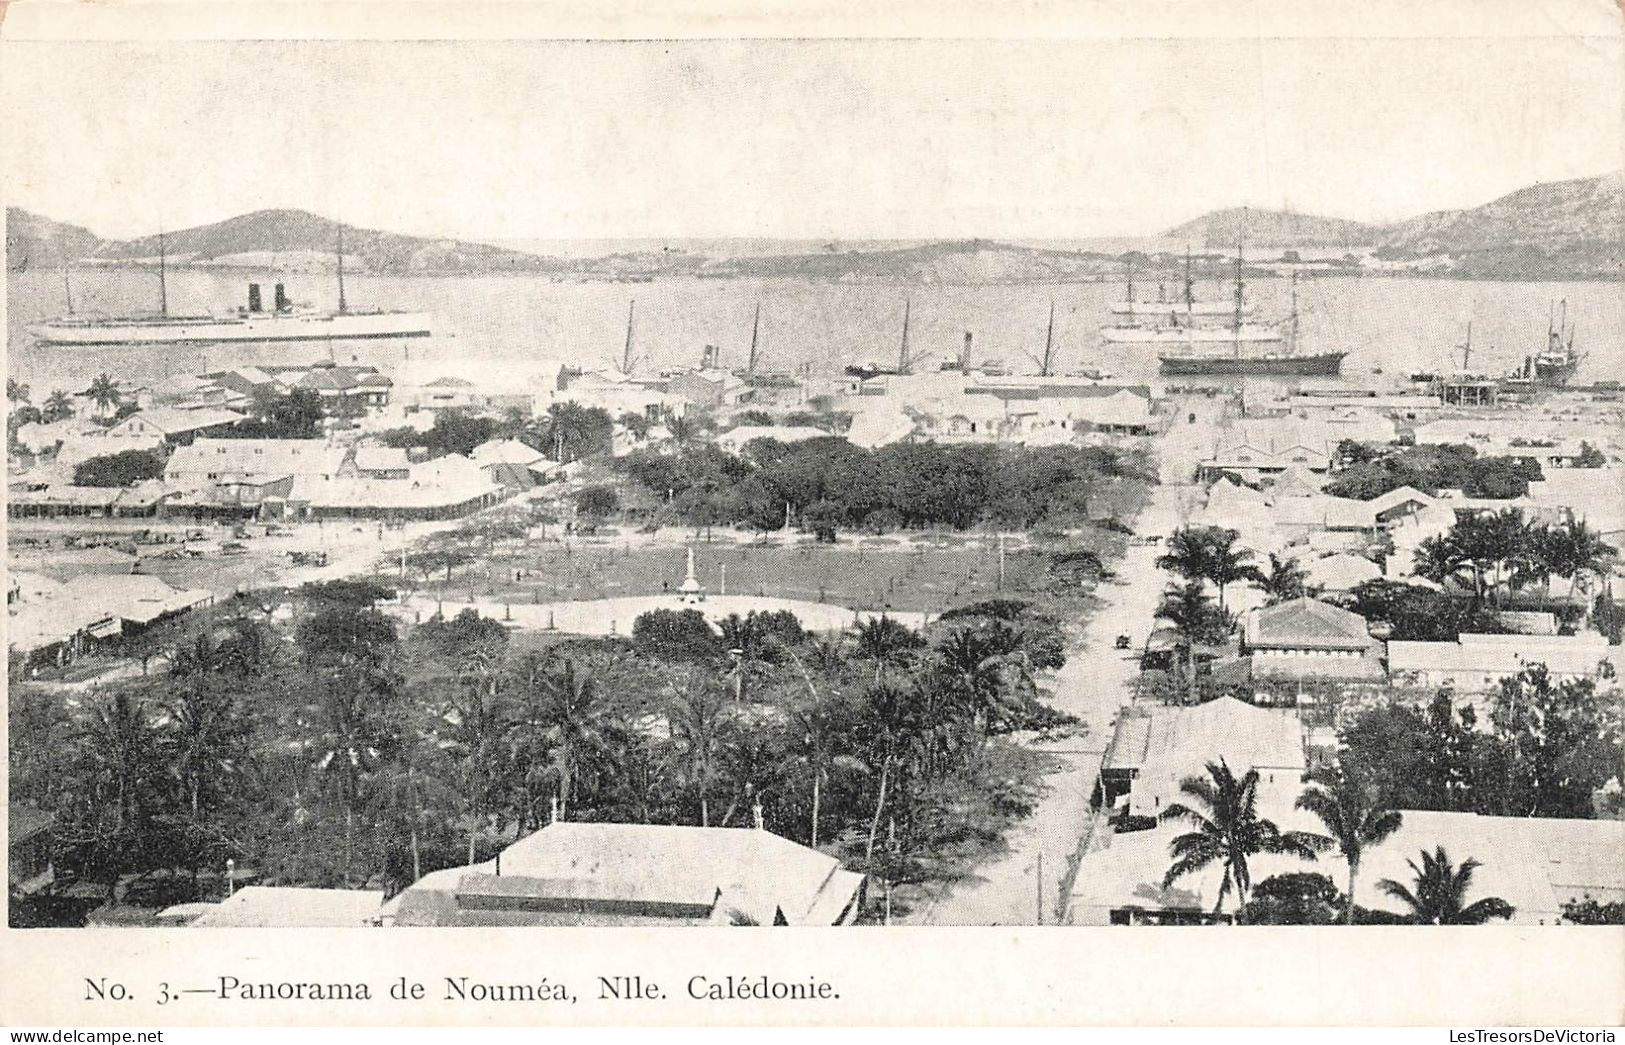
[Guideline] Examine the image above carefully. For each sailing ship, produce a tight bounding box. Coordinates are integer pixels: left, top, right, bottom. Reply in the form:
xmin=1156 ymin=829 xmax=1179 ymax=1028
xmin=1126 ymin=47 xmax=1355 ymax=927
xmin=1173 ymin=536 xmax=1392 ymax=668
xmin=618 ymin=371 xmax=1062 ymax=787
xmin=1533 ymin=299 xmax=1583 ymax=384
xmin=28 ymin=227 xmax=433 ymax=346
xmin=1101 ymin=249 xmax=1276 ymax=344
xmin=844 ymin=299 xmax=917 ymax=380
xmin=1154 ymin=251 xmax=1346 ymax=376
xmin=1107 ymin=252 xmax=1256 ymax=317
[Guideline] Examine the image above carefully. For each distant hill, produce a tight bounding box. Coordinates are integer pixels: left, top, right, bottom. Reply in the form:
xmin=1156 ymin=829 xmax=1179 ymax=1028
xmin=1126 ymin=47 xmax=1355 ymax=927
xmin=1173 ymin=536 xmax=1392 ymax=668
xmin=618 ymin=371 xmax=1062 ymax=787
xmin=708 ymin=240 xmax=1119 ymax=283
xmin=1166 ymin=171 xmax=1624 ymax=278
xmin=95 ymin=208 xmax=557 ymax=275
xmin=1376 ymin=171 xmax=1623 ymax=278
xmin=1162 ymin=207 xmax=1381 ymax=250
xmin=5 ymin=208 xmax=103 ymax=271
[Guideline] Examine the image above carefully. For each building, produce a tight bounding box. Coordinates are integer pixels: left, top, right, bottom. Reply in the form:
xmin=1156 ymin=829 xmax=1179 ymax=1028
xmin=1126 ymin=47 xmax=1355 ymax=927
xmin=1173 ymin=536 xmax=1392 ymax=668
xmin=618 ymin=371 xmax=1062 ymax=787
xmin=664 ymin=369 xmax=752 ymax=411
xmin=1067 ymin=808 xmax=1624 ymax=926
xmin=1201 ymin=423 xmax=1338 ymax=480
xmin=270 ymin=363 xmax=394 ymax=418
xmin=385 ymin=821 xmax=863 ymax=927
xmin=166 ymin=438 xmax=347 ymax=486
xmin=1298 ymin=552 xmax=1383 ymax=595
xmin=181 ymin=887 xmax=386 ymax=927
xmin=1386 ymin=633 xmax=1617 ymax=692
xmin=1098 ymin=696 xmax=1307 ymax=818
xmin=7 ymin=573 xmax=215 ymax=670
xmin=102 ymin=407 xmax=246 ymax=445
xmin=1240 ymin=596 xmax=1384 ymax=687
xmin=287 ymin=453 xmax=503 ymax=521
xmin=715 ymin=425 xmax=831 ymax=453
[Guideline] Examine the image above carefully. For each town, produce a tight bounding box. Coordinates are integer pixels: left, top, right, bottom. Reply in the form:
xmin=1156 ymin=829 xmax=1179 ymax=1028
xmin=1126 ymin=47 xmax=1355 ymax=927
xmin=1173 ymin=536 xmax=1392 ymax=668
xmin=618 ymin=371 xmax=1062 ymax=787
xmin=8 ymin=300 xmax=1622 ymax=929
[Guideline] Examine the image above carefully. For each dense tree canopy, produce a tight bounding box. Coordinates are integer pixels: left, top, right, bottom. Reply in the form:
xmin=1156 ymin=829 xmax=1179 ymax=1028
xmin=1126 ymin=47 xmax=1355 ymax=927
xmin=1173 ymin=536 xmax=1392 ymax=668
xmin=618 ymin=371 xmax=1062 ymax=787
xmin=1326 ymin=443 xmax=1543 ymax=500
xmin=73 ymin=448 xmax=167 ymax=487
xmin=615 ymin=439 xmax=1150 ymax=534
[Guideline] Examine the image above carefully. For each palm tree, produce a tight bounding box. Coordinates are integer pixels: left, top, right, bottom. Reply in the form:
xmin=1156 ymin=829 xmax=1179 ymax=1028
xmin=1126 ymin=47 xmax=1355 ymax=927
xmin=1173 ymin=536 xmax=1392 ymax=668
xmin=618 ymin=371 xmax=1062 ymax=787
xmin=1295 ymin=769 xmax=1403 ymax=924
xmin=41 ymin=389 xmax=75 ymax=423
xmin=1377 ymin=846 xmax=1515 ymax=924
xmin=164 ymin=680 xmax=245 ymax=822
xmin=511 ymin=655 xmax=611 ymax=821
xmin=854 ymin=615 xmax=924 ymax=681
xmin=7 ymin=378 xmax=31 ymax=405
xmin=1161 ymin=759 xmax=1328 ymax=922
xmin=86 ymin=373 xmax=122 ymax=417
xmin=1541 ymin=518 xmax=1617 ymax=611
xmin=440 ymin=644 xmax=513 ymax=864
xmin=1259 ymin=554 xmax=1309 ymax=605
xmin=667 ymin=675 xmax=729 ymax=827
xmin=1157 ymin=526 xmax=1261 ymax=612
xmin=1156 ymin=581 xmax=1216 ymax=703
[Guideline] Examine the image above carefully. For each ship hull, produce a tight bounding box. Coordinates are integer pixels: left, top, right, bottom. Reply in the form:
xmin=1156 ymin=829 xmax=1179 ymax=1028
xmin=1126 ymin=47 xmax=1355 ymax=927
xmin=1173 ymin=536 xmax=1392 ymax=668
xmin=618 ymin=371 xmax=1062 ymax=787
xmin=28 ymin=311 xmax=434 ymax=346
xmin=1102 ymin=324 xmax=1283 ymax=345
xmin=1534 ymin=360 xmax=1577 ymax=384
xmin=1158 ymin=351 xmax=1347 ymax=376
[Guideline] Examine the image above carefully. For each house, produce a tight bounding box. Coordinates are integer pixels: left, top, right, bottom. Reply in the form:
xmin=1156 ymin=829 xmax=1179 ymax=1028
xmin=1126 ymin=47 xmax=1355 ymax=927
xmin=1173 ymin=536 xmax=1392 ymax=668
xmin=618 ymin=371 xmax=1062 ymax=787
xmin=184 ymin=887 xmax=385 ymax=927
xmin=1201 ymin=423 xmax=1337 ymax=480
xmin=7 ymin=573 xmax=214 ymax=668
xmin=346 ymin=445 xmax=412 ymax=480
xmin=287 ymin=453 xmax=503 ymax=521
xmin=385 ymin=820 xmax=863 ymax=927
xmin=844 ymin=407 xmax=916 ymax=449
xmin=664 ymin=369 xmax=752 ymax=411
xmin=269 ymin=363 xmax=394 ymax=418
xmin=715 ymin=425 xmax=830 ymax=453
xmin=414 ymin=376 xmax=480 ymax=412
xmin=1098 ymin=696 xmax=1306 ymax=818
xmin=103 ymin=407 xmax=246 ymax=445
xmin=166 ymin=438 xmax=347 ymax=485
xmin=1298 ymin=552 xmax=1383 ymax=595
xmin=1386 ymin=633 xmax=1617 ymax=692
xmin=1270 ymin=495 xmax=1378 ymax=536
xmin=1240 ymin=596 xmax=1384 ymax=685
xmin=471 ymin=438 xmax=557 ymax=490
xmin=1067 ymin=808 xmax=1624 ymax=926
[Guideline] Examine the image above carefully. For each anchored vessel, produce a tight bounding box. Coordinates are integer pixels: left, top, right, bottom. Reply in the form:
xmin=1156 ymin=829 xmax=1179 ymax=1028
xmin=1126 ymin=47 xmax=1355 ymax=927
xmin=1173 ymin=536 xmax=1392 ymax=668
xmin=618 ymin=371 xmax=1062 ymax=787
xmin=1151 ymin=249 xmax=1346 ymax=376
xmin=1533 ymin=299 xmax=1583 ymax=385
xmin=1101 ymin=249 xmax=1278 ymax=345
xmin=28 ymin=228 xmax=433 ymax=347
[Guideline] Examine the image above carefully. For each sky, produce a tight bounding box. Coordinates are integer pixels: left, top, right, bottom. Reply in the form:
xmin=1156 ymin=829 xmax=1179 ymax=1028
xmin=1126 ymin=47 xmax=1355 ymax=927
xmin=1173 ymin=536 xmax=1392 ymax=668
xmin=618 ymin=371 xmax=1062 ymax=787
xmin=3 ymin=33 xmax=1622 ymax=242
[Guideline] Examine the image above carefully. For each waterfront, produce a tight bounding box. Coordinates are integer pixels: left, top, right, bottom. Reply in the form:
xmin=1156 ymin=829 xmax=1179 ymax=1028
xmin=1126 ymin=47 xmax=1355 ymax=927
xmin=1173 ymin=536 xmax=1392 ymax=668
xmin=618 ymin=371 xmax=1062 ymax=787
xmin=8 ymin=268 xmax=1623 ymax=395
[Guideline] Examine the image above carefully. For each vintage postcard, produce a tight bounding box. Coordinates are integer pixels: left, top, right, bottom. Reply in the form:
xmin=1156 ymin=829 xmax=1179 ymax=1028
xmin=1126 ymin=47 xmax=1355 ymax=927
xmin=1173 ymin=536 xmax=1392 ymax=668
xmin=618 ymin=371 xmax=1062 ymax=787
xmin=2 ymin=0 xmax=1622 ymax=1029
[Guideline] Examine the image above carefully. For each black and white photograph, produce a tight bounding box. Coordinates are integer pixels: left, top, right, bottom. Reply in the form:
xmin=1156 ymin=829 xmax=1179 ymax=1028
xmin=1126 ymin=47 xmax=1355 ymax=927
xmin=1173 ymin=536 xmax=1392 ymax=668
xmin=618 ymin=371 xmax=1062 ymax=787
xmin=2 ymin=0 xmax=1622 ymax=1029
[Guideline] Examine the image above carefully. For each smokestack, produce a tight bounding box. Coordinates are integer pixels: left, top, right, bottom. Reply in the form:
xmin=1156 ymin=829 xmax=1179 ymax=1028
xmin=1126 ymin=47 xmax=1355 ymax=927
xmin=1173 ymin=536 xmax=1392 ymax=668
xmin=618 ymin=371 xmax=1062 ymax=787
xmin=961 ymin=331 xmax=973 ymax=370
xmin=274 ymin=283 xmax=289 ymax=312
xmin=247 ymin=284 xmax=262 ymax=312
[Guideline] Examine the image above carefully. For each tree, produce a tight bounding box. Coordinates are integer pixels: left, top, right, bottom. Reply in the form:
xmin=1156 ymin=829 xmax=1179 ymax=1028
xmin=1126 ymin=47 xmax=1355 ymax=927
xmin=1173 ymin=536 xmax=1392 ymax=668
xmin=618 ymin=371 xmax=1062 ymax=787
xmin=7 ymin=378 xmax=31 ymax=405
xmin=73 ymin=448 xmax=166 ymax=487
xmin=1240 ymin=872 xmax=1345 ymax=925
xmin=509 ymin=656 xmax=613 ymax=821
xmin=1258 ymin=553 xmax=1309 ymax=604
xmin=632 ymin=609 xmax=721 ymax=661
xmin=617 ymin=411 xmax=653 ymax=441
xmin=86 ymin=373 xmax=122 ymax=417
xmin=854 ymin=616 xmax=926 ymax=679
xmin=1376 ymin=847 xmax=1514 ymax=925
xmin=1490 ymin=665 xmax=1623 ymax=819
xmin=232 ymin=387 xmax=327 ymax=439
xmin=1560 ymin=896 xmax=1625 ymax=924
xmin=41 ymin=390 xmax=74 ymax=423
xmin=1157 ymin=526 xmax=1260 ymax=612
xmin=667 ymin=673 xmax=730 ymax=827
xmin=1575 ymin=441 xmax=1607 ymax=469
xmin=1160 ymin=759 xmax=1328 ymax=922
xmin=574 ymin=484 xmax=620 ymax=523
xmin=800 ymin=499 xmax=841 ymax=543
xmin=1295 ymin=769 xmax=1404 ymax=925
xmin=538 ymin=401 xmax=614 ymax=462
xmin=164 ymin=677 xmax=247 ymax=822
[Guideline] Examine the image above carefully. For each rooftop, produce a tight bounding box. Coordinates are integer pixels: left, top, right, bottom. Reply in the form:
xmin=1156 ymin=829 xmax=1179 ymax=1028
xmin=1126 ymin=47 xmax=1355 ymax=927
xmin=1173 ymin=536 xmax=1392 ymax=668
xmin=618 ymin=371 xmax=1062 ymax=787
xmin=1244 ymin=596 xmax=1375 ymax=650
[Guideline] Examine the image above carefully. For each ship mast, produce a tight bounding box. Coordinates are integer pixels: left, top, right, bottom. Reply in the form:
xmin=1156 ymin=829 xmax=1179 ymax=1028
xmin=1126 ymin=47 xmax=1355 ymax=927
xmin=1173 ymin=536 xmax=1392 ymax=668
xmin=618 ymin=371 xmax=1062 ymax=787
xmin=158 ymin=228 xmax=169 ymax=318
xmin=897 ymin=298 xmax=912 ymax=374
xmin=1461 ymin=321 xmax=1473 ymax=371
xmin=1125 ymin=258 xmax=1135 ymax=319
xmin=622 ymin=299 xmax=637 ymax=375
xmin=1288 ymin=267 xmax=1300 ymax=351
xmin=1232 ymin=235 xmax=1245 ymax=357
xmin=336 ymin=225 xmax=348 ymax=315
xmin=1041 ymin=300 xmax=1057 ymax=376
xmin=747 ymin=301 xmax=761 ymax=375
xmin=62 ymin=265 xmax=74 ymax=315
xmin=1183 ymin=246 xmax=1194 ymax=322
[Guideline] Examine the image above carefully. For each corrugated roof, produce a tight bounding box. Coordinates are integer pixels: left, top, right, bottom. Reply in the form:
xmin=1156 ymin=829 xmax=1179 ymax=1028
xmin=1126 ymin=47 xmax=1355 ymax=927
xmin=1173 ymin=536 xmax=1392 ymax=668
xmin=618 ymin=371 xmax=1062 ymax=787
xmin=1245 ymin=597 xmax=1374 ymax=649
xmin=191 ymin=887 xmax=383 ymax=927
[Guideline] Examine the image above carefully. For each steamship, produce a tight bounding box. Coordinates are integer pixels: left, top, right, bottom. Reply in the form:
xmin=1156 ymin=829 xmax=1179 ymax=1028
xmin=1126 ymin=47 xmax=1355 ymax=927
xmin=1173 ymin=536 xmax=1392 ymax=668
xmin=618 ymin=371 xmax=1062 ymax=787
xmin=1101 ymin=249 xmax=1275 ymax=344
xmin=28 ymin=230 xmax=433 ymax=347
xmin=1152 ymin=254 xmax=1345 ymax=376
